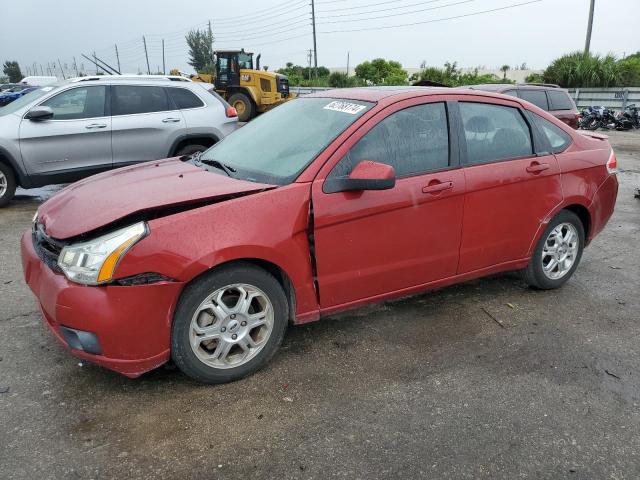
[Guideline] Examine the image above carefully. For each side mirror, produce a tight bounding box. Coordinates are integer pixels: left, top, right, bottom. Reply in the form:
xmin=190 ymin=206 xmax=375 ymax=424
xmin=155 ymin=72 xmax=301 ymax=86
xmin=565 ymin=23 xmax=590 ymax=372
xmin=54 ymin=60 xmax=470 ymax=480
xmin=324 ymin=160 xmax=396 ymax=193
xmin=25 ymin=106 xmax=53 ymax=121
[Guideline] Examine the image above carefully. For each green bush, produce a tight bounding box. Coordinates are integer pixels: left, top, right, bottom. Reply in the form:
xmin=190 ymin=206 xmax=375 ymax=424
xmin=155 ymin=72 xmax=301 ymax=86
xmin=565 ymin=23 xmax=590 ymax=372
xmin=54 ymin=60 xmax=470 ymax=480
xmin=412 ymin=61 xmax=505 ymax=87
xmin=542 ymin=51 xmax=621 ymax=88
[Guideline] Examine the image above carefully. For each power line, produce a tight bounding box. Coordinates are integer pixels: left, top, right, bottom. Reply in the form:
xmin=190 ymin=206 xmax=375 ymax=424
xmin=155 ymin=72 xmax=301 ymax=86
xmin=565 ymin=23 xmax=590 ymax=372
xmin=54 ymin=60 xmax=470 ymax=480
xmin=317 ymin=0 xmax=444 ymax=13
xmin=318 ymin=0 xmax=449 ymax=17
xmin=318 ymin=0 xmax=474 ymax=24
xmin=319 ymin=0 xmax=542 ymax=33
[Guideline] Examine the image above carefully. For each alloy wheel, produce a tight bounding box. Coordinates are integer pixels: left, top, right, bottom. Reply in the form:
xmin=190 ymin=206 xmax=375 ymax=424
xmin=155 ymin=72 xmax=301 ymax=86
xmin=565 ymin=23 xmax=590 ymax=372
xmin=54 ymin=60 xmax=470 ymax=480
xmin=0 ymin=171 xmax=7 ymax=198
xmin=541 ymin=222 xmax=579 ymax=280
xmin=189 ymin=283 xmax=274 ymax=369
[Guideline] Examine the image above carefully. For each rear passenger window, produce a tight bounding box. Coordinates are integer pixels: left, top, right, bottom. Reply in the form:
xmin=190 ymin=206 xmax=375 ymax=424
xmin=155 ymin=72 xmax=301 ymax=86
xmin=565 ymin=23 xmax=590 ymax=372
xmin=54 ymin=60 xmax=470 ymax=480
xmin=460 ymin=102 xmax=533 ymax=165
xmin=519 ymin=90 xmax=549 ymax=110
xmin=111 ymin=85 xmax=170 ymax=115
xmin=503 ymin=90 xmax=519 ymax=97
xmin=167 ymin=87 xmax=204 ymax=109
xmin=330 ymin=103 xmax=449 ymax=178
xmin=547 ymin=90 xmax=574 ymax=111
xmin=531 ymin=113 xmax=572 ymax=153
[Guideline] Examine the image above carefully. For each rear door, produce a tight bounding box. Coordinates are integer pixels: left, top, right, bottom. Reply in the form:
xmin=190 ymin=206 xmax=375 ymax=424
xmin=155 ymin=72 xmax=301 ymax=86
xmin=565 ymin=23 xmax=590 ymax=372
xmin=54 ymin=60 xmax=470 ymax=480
xmin=546 ymin=89 xmax=579 ymax=128
xmin=456 ymin=98 xmax=562 ymax=273
xmin=19 ymin=85 xmax=111 ymax=176
xmin=312 ymin=98 xmax=466 ymax=309
xmin=110 ymin=84 xmax=185 ymax=166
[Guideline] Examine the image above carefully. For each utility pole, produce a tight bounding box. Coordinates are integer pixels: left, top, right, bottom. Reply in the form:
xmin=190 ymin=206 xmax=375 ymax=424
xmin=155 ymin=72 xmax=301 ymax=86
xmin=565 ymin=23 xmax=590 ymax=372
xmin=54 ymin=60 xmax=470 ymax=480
xmin=162 ymin=39 xmax=166 ymax=74
xmin=208 ymin=20 xmax=215 ymax=66
xmin=93 ymin=51 xmax=99 ymax=74
xmin=115 ymin=45 xmax=121 ymax=73
xmin=39 ymin=64 xmax=44 ymax=75
xmin=584 ymin=0 xmax=595 ymax=56
xmin=143 ymin=36 xmax=151 ymax=74
xmin=307 ymin=49 xmax=313 ymax=81
xmin=310 ymin=0 xmax=318 ymax=79
xmin=73 ymin=56 xmax=79 ymax=76
xmin=57 ymin=58 xmax=66 ymax=80
xmin=346 ymin=51 xmax=350 ymax=77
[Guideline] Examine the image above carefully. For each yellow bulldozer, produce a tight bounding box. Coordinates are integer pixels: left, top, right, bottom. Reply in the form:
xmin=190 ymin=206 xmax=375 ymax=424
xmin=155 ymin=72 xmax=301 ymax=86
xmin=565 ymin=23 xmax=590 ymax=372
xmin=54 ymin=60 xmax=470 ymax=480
xmin=174 ymin=49 xmax=293 ymax=122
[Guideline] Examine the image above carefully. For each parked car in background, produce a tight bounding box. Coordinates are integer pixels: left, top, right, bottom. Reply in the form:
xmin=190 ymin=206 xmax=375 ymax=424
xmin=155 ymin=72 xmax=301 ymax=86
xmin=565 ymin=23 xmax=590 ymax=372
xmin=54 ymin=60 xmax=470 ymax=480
xmin=0 ymin=83 xmax=23 ymax=92
xmin=0 ymin=85 xmax=38 ymax=106
xmin=22 ymin=87 xmax=618 ymax=383
xmin=19 ymin=76 xmax=58 ymax=86
xmin=0 ymin=75 xmax=238 ymax=206
xmin=466 ymin=84 xmax=580 ymax=129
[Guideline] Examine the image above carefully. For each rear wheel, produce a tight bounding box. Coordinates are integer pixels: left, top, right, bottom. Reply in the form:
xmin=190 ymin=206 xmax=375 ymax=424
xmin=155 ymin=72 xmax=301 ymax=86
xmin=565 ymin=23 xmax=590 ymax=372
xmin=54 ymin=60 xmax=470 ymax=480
xmin=176 ymin=144 xmax=208 ymax=157
xmin=171 ymin=263 xmax=288 ymax=384
xmin=228 ymin=92 xmax=255 ymax=122
xmin=522 ymin=210 xmax=585 ymax=289
xmin=0 ymin=163 xmax=16 ymax=208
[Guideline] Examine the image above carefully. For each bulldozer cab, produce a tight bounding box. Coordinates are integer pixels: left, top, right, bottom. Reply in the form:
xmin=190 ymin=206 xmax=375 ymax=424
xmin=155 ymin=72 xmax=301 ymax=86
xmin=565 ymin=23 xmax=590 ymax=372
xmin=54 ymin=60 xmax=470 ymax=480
xmin=214 ymin=50 xmax=254 ymax=90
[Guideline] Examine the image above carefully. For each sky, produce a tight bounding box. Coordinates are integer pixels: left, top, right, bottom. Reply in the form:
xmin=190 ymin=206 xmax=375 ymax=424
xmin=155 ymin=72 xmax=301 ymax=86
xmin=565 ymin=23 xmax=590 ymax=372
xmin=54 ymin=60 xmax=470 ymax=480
xmin=1 ymin=0 xmax=638 ymax=77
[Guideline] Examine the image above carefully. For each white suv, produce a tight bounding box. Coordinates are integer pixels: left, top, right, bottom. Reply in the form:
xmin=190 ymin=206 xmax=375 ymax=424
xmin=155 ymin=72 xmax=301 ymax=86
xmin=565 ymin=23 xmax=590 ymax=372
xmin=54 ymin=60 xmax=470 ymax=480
xmin=0 ymin=75 xmax=238 ymax=206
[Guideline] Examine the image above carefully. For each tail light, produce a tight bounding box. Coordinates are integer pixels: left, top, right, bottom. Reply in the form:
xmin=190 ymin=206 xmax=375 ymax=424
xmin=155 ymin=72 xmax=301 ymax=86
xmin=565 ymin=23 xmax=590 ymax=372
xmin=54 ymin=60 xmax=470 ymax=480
xmin=225 ymin=106 xmax=238 ymax=118
xmin=606 ymin=150 xmax=618 ymax=174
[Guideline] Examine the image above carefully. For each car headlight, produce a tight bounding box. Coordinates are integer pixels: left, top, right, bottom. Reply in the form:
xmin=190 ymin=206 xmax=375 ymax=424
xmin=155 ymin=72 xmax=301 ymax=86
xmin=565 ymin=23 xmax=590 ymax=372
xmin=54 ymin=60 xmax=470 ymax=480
xmin=58 ymin=222 xmax=147 ymax=285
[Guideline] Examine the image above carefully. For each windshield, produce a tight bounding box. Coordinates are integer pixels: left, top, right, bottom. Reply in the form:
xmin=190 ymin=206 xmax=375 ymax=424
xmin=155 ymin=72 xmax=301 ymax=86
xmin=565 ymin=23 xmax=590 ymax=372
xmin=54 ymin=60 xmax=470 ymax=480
xmin=200 ymin=97 xmax=373 ymax=184
xmin=0 ymin=85 xmax=57 ymax=116
xmin=238 ymin=53 xmax=253 ymax=69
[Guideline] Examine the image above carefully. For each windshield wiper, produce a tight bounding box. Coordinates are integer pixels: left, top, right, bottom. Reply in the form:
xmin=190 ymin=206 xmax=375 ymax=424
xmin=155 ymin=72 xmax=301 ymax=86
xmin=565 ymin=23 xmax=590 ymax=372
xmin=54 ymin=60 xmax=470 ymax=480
xmin=199 ymin=158 xmax=236 ymax=177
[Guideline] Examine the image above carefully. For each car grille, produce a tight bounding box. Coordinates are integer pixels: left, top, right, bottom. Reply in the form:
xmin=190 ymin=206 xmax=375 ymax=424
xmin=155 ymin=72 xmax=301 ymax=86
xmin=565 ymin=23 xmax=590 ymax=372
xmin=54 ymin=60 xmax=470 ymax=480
xmin=32 ymin=222 xmax=66 ymax=273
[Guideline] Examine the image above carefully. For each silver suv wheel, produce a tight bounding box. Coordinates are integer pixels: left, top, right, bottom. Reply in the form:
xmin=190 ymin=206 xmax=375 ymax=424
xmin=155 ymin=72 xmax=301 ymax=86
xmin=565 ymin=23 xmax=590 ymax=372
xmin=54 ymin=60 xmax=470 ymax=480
xmin=541 ymin=222 xmax=579 ymax=280
xmin=0 ymin=170 xmax=7 ymax=198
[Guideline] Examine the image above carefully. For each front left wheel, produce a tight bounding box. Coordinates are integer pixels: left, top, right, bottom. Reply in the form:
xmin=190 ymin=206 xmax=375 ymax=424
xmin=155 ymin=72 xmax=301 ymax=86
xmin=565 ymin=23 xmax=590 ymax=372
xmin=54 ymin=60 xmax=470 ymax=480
xmin=171 ymin=263 xmax=288 ymax=384
xmin=0 ymin=162 xmax=16 ymax=208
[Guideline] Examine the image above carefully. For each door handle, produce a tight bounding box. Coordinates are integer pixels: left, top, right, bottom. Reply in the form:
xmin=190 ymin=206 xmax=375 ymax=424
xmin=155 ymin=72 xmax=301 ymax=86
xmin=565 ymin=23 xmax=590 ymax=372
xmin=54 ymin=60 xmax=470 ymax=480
xmin=85 ymin=123 xmax=107 ymax=129
xmin=526 ymin=162 xmax=550 ymax=174
xmin=162 ymin=117 xmax=181 ymax=123
xmin=422 ymin=181 xmax=453 ymax=194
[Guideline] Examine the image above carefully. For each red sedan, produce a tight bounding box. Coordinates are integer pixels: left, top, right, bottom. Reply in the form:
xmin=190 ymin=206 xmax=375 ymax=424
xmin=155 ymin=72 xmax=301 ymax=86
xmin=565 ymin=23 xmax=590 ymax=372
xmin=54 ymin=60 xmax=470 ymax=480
xmin=22 ymin=87 xmax=618 ymax=383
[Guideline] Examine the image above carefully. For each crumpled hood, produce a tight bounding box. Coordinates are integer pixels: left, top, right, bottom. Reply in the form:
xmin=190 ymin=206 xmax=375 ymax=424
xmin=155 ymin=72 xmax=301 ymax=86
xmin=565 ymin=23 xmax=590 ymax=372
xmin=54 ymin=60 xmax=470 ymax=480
xmin=38 ymin=158 xmax=275 ymax=239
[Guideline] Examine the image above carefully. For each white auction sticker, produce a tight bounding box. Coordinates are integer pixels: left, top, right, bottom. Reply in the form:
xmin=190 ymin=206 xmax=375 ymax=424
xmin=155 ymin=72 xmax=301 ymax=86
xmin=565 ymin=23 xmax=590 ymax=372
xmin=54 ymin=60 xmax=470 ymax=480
xmin=323 ymin=101 xmax=366 ymax=115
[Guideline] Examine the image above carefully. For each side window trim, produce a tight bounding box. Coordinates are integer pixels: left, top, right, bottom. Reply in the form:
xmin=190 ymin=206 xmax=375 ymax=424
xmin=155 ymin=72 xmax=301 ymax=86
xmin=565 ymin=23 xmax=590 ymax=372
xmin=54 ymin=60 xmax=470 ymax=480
xmin=457 ymin=101 xmax=537 ymax=166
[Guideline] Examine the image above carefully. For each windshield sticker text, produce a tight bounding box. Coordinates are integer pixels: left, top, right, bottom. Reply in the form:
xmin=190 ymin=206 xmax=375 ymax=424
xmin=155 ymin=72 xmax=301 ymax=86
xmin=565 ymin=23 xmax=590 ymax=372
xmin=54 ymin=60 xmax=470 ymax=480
xmin=323 ymin=101 xmax=366 ymax=115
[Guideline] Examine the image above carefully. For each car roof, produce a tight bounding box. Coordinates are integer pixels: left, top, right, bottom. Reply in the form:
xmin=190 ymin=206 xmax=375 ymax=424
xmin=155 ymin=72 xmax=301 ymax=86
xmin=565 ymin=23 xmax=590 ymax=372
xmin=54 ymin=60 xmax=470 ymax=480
xmin=307 ymin=86 xmax=454 ymax=102
xmin=67 ymin=75 xmax=192 ymax=84
xmin=466 ymin=83 xmax=563 ymax=92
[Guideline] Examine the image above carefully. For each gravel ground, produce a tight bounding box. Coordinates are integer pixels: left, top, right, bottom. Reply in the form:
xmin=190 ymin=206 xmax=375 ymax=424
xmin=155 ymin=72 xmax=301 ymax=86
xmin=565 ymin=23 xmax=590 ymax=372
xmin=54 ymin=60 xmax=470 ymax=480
xmin=0 ymin=130 xmax=639 ymax=479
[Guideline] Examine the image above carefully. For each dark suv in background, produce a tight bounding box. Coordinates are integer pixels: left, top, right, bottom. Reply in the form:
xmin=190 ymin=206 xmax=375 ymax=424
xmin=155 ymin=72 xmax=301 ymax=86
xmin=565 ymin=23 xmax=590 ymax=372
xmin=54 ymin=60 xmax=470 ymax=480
xmin=466 ymin=84 xmax=580 ymax=129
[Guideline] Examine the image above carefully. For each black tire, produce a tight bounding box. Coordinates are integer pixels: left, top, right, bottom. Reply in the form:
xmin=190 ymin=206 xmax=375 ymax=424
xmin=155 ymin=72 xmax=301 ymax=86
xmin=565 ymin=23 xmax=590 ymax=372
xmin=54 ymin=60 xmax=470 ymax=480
xmin=171 ymin=263 xmax=288 ymax=384
xmin=522 ymin=210 xmax=585 ymax=290
xmin=176 ymin=144 xmax=208 ymax=157
xmin=228 ymin=92 xmax=256 ymax=122
xmin=0 ymin=162 xmax=17 ymax=208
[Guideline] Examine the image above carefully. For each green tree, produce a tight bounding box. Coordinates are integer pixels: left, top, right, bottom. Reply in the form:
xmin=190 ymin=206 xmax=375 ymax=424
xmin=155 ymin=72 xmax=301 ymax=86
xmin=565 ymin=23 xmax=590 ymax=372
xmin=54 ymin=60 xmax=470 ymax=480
xmin=413 ymin=61 xmax=504 ymax=87
xmin=500 ymin=64 xmax=510 ymax=80
xmin=186 ymin=28 xmax=214 ymax=73
xmin=525 ymin=72 xmax=544 ymax=83
xmin=354 ymin=58 xmax=407 ymax=85
xmin=276 ymin=63 xmax=331 ymax=86
xmin=618 ymin=56 xmax=640 ymax=86
xmin=3 ymin=61 xmax=22 ymax=83
xmin=542 ymin=51 xmax=621 ymax=87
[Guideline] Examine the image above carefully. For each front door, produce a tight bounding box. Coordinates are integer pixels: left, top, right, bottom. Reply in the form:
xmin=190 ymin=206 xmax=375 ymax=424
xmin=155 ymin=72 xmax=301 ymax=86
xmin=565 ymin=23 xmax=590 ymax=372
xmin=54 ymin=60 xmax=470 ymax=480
xmin=312 ymin=100 xmax=466 ymax=309
xmin=215 ymin=54 xmax=240 ymax=90
xmin=456 ymin=99 xmax=562 ymax=273
xmin=19 ymin=85 xmax=111 ymax=176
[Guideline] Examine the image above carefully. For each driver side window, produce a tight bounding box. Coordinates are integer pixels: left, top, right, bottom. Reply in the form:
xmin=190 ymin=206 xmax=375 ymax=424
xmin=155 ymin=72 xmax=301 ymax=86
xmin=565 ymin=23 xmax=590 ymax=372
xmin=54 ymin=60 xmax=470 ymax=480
xmin=329 ymin=102 xmax=449 ymax=179
xmin=40 ymin=86 xmax=106 ymax=120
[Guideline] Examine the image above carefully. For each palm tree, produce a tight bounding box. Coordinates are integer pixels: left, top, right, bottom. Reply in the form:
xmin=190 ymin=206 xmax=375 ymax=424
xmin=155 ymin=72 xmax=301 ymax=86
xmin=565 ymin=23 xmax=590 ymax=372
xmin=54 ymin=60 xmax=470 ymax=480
xmin=500 ymin=64 xmax=510 ymax=80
